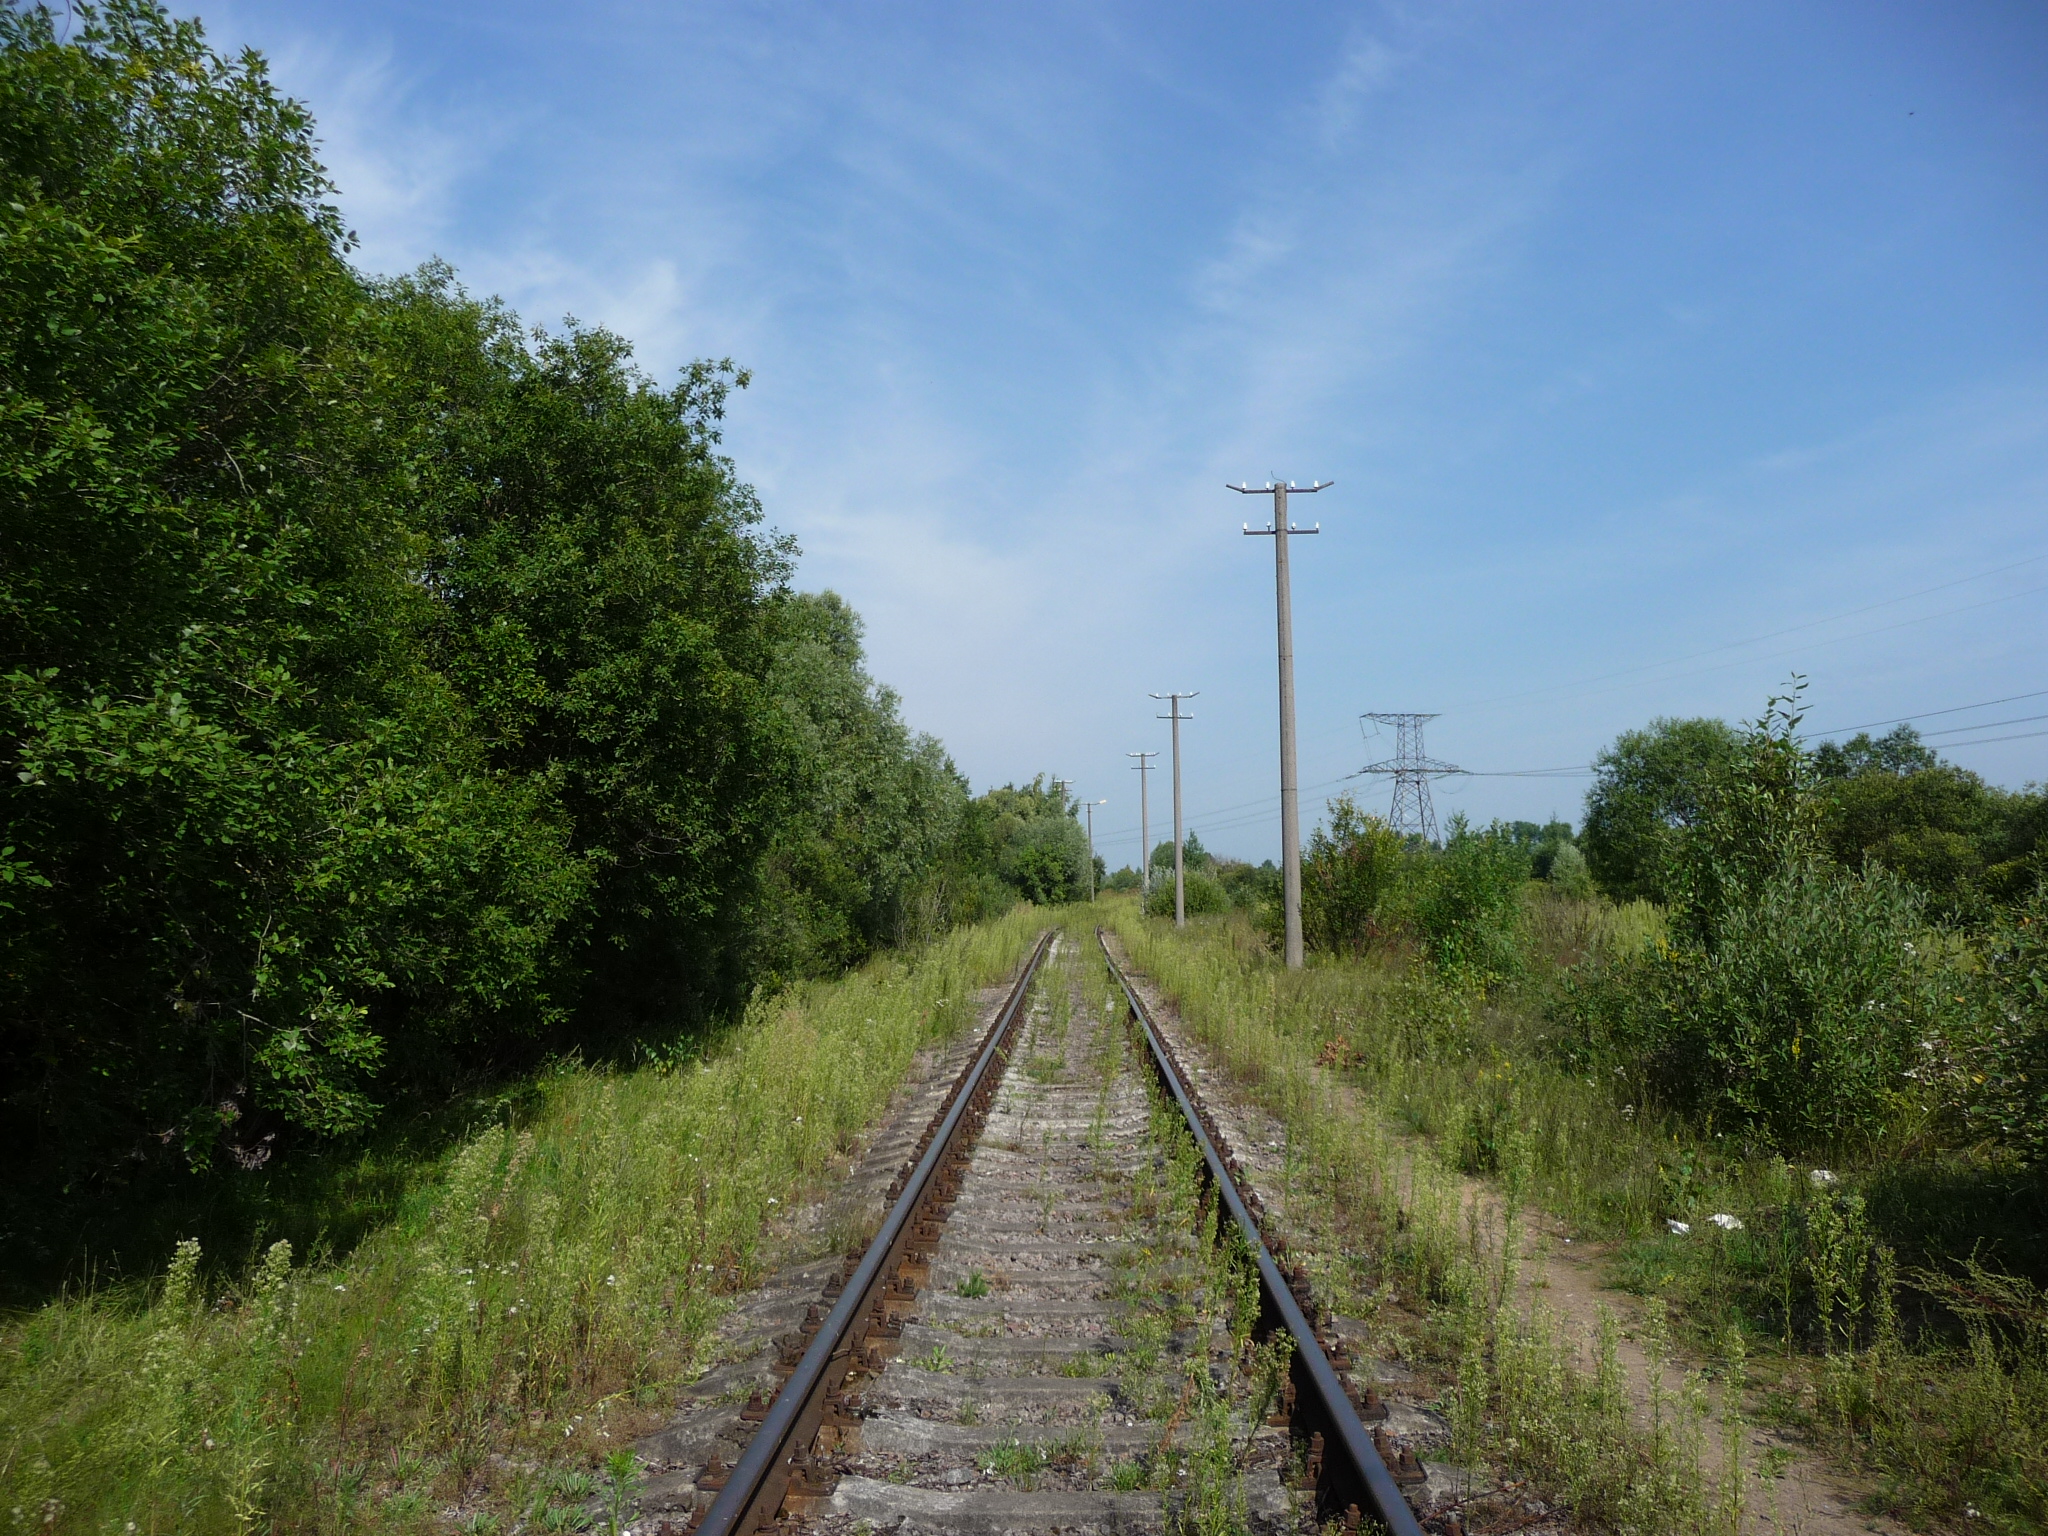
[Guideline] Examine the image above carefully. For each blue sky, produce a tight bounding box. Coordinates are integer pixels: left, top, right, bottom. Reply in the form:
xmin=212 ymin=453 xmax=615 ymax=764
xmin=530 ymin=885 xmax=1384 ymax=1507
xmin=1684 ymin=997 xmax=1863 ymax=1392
xmin=215 ymin=0 xmax=2047 ymax=866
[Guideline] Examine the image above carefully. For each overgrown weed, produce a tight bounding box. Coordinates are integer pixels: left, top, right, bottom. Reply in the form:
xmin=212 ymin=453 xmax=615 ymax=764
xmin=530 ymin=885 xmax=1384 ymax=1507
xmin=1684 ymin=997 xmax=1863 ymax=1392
xmin=0 ymin=911 xmax=1045 ymax=1532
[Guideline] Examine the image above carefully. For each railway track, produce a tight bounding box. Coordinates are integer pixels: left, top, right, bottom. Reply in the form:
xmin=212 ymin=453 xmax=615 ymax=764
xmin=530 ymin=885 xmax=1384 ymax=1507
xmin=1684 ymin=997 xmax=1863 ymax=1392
xmin=650 ymin=928 xmax=1428 ymax=1536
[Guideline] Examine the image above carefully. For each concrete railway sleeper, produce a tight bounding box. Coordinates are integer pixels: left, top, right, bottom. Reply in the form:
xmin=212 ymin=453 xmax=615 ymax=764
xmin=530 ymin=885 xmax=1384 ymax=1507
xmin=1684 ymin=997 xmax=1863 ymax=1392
xmin=664 ymin=929 xmax=1425 ymax=1536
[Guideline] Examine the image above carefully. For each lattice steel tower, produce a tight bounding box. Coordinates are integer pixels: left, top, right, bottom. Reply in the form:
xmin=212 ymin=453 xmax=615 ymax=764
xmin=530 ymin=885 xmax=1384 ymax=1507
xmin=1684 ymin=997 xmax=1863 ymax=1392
xmin=1360 ymin=713 xmax=1463 ymax=844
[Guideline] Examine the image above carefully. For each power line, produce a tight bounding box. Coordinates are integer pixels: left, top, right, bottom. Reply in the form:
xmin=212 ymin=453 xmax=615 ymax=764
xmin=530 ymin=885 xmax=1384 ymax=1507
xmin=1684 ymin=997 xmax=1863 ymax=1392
xmin=1097 ymin=686 xmax=2044 ymax=859
xmin=1939 ymin=727 xmax=2048 ymax=749
xmin=1805 ymin=687 xmax=2048 ymax=739
xmin=1919 ymin=712 xmax=2048 ymax=740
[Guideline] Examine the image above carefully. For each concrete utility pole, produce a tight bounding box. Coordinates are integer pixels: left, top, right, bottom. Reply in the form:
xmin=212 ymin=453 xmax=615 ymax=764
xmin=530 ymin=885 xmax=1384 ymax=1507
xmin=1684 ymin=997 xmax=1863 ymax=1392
xmin=1149 ymin=692 xmax=1197 ymax=928
xmin=1127 ymin=751 xmax=1157 ymax=894
xmin=1232 ymin=477 xmax=1331 ymax=970
xmin=1080 ymin=799 xmax=1106 ymax=900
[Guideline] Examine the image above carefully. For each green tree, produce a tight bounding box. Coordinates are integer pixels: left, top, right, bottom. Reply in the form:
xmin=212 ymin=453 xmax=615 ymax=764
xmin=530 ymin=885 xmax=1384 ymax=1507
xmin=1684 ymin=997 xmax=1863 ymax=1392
xmin=1299 ymin=795 xmax=1406 ymax=956
xmin=751 ymin=591 xmax=968 ymax=978
xmin=1151 ymin=830 xmax=1211 ymax=874
xmin=1955 ymin=886 xmax=2048 ymax=1165
xmin=1811 ymin=725 xmax=2042 ymax=922
xmin=1580 ymin=716 xmax=1740 ymax=903
xmin=1812 ymin=723 xmax=1938 ymax=778
xmin=972 ymin=776 xmax=1088 ymax=905
xmin=376 ymin=270 xmax=794 ymax=1033
xmin=1569 ymin=691 xmax=1969 ymax=1148
xmin=1410 ymin=815 xmax=1532 ymax=980
xmin=0 ymin=4 xmax=588 ymax=1194
xmin=0 ymin=5 xmax=833 ymax=1237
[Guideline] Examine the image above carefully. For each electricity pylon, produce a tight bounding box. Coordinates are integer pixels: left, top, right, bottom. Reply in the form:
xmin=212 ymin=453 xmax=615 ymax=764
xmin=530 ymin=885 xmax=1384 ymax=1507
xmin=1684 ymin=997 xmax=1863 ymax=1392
xmin=1360 ymin=713 xmax=1462 ymax=844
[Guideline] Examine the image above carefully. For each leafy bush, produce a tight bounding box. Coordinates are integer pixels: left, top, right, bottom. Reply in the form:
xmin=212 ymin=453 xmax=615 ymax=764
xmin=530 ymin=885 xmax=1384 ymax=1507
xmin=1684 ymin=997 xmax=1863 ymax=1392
xmin=1294 ymin=799 xmax=1530 ymax=981
xmin=1953 ymin=888 xmax=2048 ymax=1165
xmin=1547 ymin=839 xmax=1595 ymax=898
xmin=1569 ymin=860 xmax=1954 ymax=1147
xmin=1299 ymin=794 xmax=1406 ymax=955
xmin=1146 ymin=869 xmax=1229 ymax=917
xmin=1566 ymin=691 xmax=1972 ymax=1149
xmin=1410 ymin=816 xmax=1531 ymax=981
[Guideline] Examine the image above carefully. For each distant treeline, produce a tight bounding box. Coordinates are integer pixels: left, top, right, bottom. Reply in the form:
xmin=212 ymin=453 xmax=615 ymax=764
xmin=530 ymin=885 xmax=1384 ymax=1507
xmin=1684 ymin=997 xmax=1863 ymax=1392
xmin=0 ymin=4 xmax=1083 ymax=1232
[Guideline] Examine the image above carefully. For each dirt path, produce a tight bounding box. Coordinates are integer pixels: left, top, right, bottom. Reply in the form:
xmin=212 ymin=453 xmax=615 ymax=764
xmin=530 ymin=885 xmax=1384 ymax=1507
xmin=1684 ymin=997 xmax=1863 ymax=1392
xmin=1109 ymin=935 xmax=1907 ymax=1536
xmin=1520 ymin=1212 xmax=1902 ymax=1535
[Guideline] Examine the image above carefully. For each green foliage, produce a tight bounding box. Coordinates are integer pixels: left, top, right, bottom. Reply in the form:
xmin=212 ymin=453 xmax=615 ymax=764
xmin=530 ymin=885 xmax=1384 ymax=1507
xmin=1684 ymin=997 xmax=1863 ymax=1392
xmin=1813 ymin=723 xmax=1938 ymax=778
xmin=1570 ymin=862 xmax=1951 ymax=1147
xmin=1295 ymin=797 xmax=1529 ymax=980
xmin=1411 ymin=815 xmax=1533 ymax=981
xmin=1299 ymin=794 xmax=1406 ymax=955
xmin=967 ymin=775 xmax=1088 ymax=905
xmin=0 ymin=2 xmax=1008 ymax=1269
xmin=752 ymin=591 xmax=970 ymax=978
xmin=1569 ymin=691 xmax=1967 ymax=1149
xmin=1 ymin=3 xmax=595 ymax=1195
xmin=1151 ymin=830 xmax=1211 ymax=873
xmin=1214 ymin=857 xmax=1278 ymax=912
xmin=1501 ymin=818 xmax=1579 ymax=880
xmin=1547 ymin=838 xmax=1595 ymax=898
xmin=1144 ymin=867 xmax=1228 ymax=917
xmin=1952 ymin=887 xmax=2048 ymax=1165
xmin=1580 ymin=716 xmax=1741 ymax=903
xmin=1815 ymin=725 xmax=2045 ymax=922
xmin=0 ymin=910 xmax=1045 ymax=1531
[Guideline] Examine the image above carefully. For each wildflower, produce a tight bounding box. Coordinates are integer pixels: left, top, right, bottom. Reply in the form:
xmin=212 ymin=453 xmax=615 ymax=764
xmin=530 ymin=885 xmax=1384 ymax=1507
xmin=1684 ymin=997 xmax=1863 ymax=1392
xmin=1666 ymin=1219 xmax=1691 ymax=1235
xmin=333 ymin=1284 xmax=346 ymax=1293
xmin=1809 ymin=1168 xmax=1837 ymax=1187
xmin=768 ymin=1197 xmax=778 ymax=1206
xmin=606 ymin=1274 xmax=618 ymax=1286
xmin=1708 ymin=1213 xmax=1743 ymax=1231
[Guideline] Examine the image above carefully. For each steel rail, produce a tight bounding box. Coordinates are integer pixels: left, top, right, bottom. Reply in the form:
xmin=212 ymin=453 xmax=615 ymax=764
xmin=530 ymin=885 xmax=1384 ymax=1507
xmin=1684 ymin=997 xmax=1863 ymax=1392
xmin=695 ymin=929 xmax=1055 ymax=1536
xmin=1098 ymin=930 xmax=1427 ymax=1536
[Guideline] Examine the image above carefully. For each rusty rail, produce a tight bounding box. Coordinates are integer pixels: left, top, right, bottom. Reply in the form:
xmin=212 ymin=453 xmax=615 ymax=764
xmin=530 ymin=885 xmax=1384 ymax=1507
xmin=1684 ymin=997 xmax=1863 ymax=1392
xmin=691 ymin=929 xmax=1055 ymax=1536
xmin=1099 ymin=929 xmax=1428 ymax=1536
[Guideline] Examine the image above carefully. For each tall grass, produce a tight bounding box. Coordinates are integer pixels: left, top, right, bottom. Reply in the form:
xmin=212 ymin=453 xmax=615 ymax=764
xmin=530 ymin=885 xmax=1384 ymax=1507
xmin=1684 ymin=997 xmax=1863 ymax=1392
xmin=1103 ymin=903 xmax=1733 ymax=1533
xmin=1106 ymin=901 xmax=2048 ymax=1534
xmin=0 ymin=909 xmax=1045 ymax=1534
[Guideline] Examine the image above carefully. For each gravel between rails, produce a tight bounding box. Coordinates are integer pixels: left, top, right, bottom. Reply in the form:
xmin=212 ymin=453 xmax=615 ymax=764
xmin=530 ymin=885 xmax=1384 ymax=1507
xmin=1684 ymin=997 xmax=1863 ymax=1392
xmin=636 ymin=934 xmax=1314 ymax=1536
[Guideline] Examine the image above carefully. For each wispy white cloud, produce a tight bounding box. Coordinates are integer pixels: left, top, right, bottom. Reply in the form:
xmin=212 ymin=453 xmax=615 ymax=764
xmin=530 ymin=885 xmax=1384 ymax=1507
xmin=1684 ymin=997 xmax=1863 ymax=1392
xmin=203 ymin=0 xmax=2048 ymax=825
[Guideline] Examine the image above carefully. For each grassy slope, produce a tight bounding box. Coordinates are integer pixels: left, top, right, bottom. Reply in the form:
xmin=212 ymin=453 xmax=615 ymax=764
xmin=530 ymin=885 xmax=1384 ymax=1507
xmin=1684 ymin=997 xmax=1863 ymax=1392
xmin=1105 ymin=897 xmax=2047 ymax=1536
xmin=0 ymin=909 xmax=1045 ymax=1534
